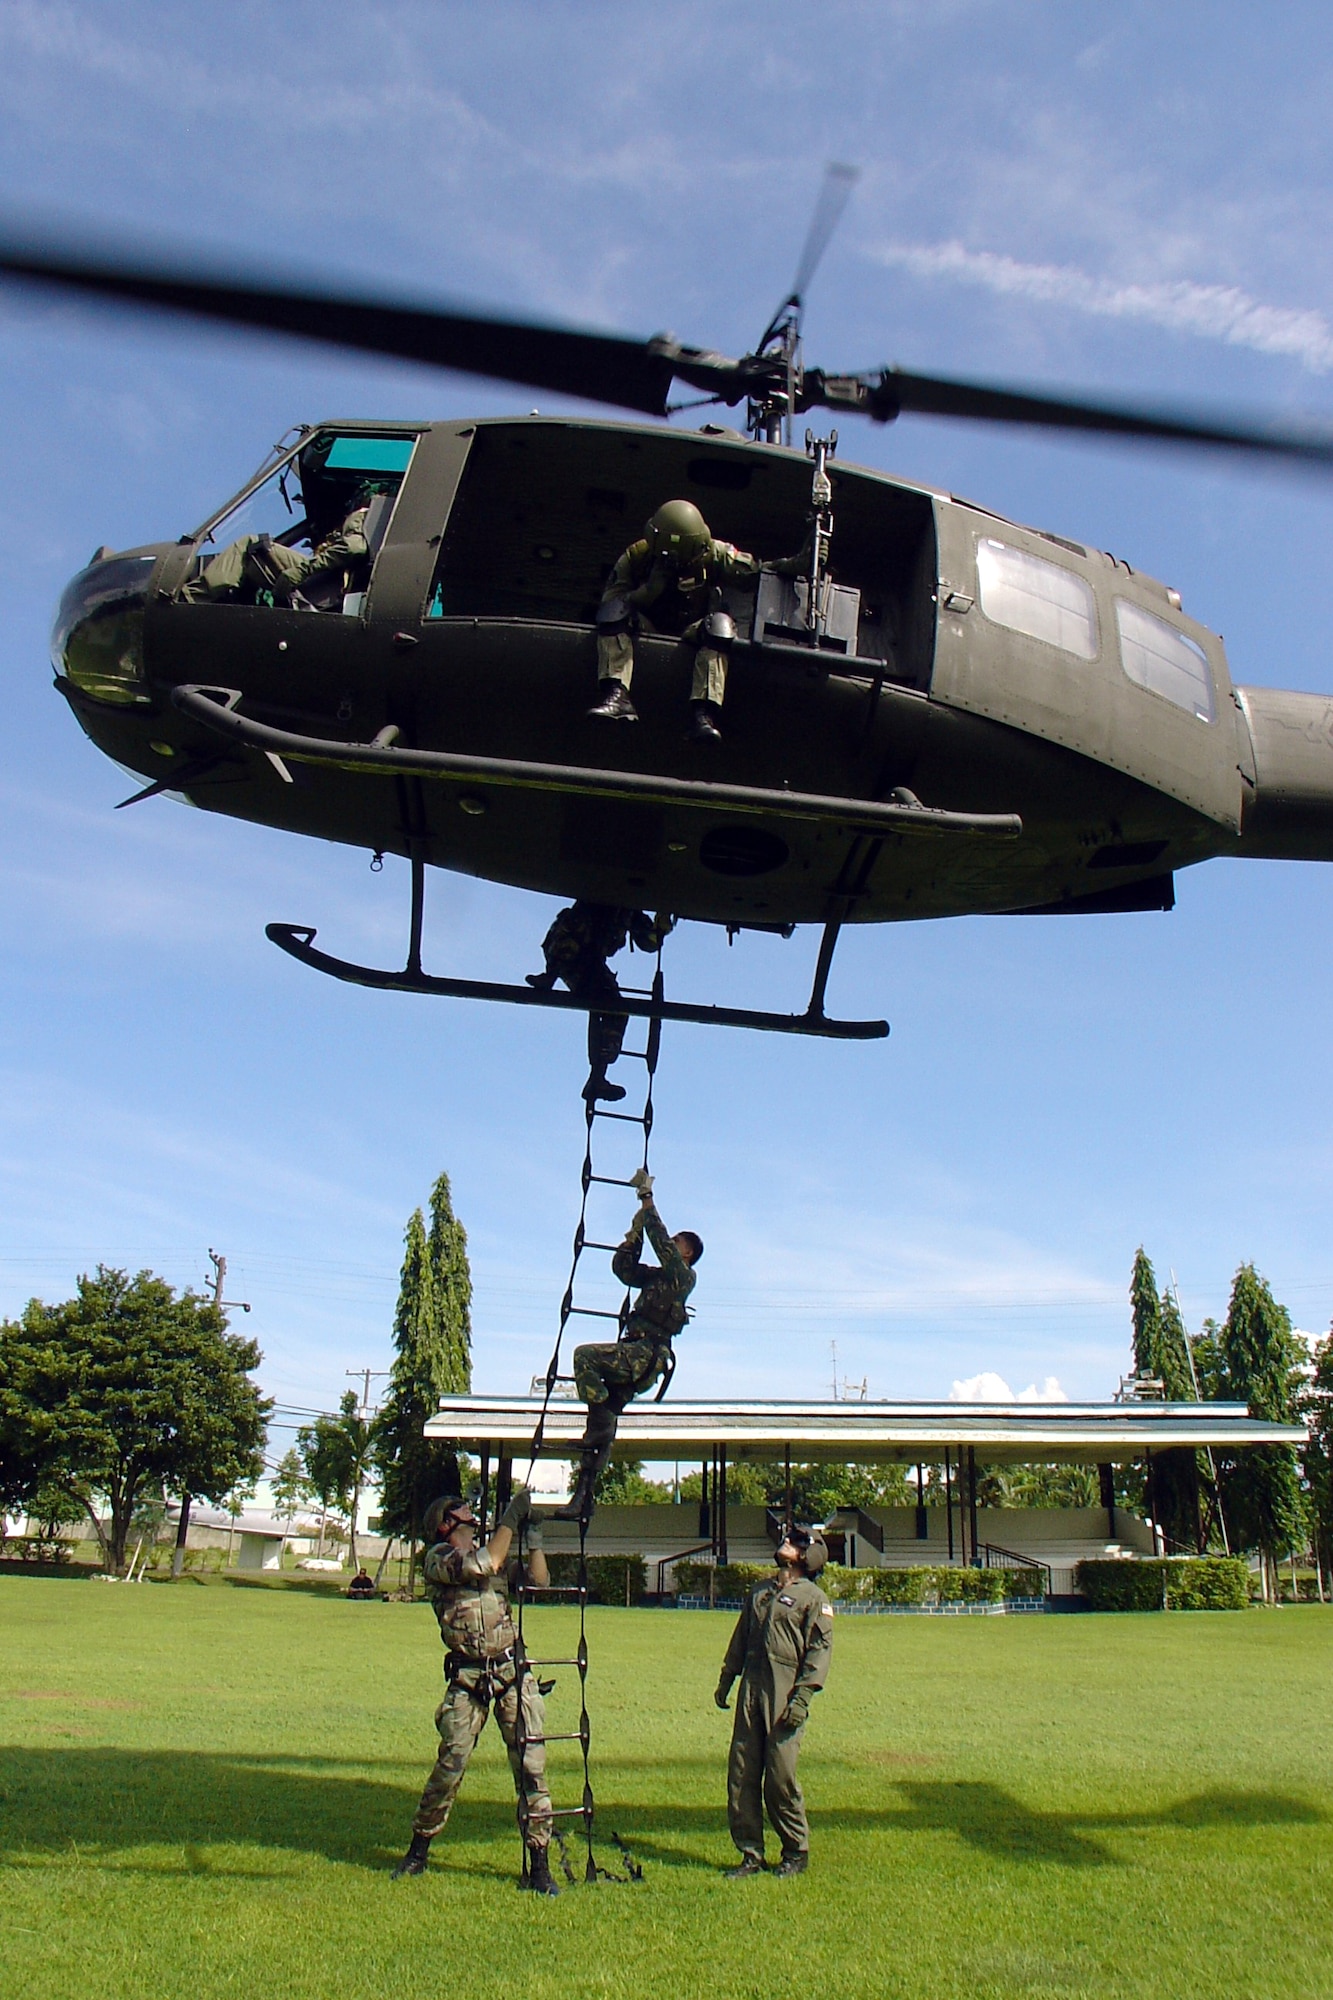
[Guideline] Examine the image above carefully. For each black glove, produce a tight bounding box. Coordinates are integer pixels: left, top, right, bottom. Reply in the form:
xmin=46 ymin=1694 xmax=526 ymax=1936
xmin=714 ymin=1677 xmax=734 ymax=1710
xmin=500 ymin=1489 xmax=533 ymax=1532
xmin=778 ymin=1694 xmax=809 ymax=1732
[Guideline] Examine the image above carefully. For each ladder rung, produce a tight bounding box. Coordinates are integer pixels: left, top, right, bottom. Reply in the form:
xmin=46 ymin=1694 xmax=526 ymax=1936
xmin=590 ymin=1109 xmax=649 ymax=1125
xmin=581 ymin=1240 xmax=621 ymax=1253
xmin=589 ymin=1174 xmax=637 ymax=1188
xmin=547 ymin=1806 xmax=595 ymax=1820
xmin=523 ymin=1732 xmax=588 ymax=1745
xmin=520 ymin=1587 xmax=587 ymax=1598
xmin=568 ymin=1306 xmax=621 ymax=1320
xmin=523 ymin=1656 xmax=585 ymax=1667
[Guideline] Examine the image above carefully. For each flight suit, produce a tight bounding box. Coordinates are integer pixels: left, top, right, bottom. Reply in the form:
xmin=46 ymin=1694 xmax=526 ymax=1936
xmin=597 ymin=535 xmax=761 ymax=706
xmin=535 ymin=902 xmax=675 ymax=1079
xmin=719 ymin=1572 xmax=833 ymax=1864
xmin=409 ymin=1537 xmax=552 ymax=1849
xmin=571 ymin=1196 xmax=696 ymax=1408
xmin=184 ymin=503 xmax=370 ymax=604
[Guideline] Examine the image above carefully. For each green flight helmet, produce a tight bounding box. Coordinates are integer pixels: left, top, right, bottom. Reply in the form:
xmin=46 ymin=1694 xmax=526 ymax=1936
xmin=646 ymin=499 xmax=711 ymax=568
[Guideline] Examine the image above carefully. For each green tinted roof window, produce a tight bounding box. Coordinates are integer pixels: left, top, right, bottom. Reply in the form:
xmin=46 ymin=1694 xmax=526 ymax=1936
xmin=324 ymin=437 xmax=417 ymax=473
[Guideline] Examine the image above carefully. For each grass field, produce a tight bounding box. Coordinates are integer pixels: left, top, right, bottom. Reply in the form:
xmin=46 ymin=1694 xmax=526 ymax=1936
xmin=1 ymin=1576 xmax=1330 ymax=2000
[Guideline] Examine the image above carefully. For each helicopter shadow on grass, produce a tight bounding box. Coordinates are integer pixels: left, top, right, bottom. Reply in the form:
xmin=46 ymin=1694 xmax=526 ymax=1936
xmin=607 ymin=1779 xmax=1325 ymax=1874
xmin=0 ymin=1747 xmax=1320 ymax=1880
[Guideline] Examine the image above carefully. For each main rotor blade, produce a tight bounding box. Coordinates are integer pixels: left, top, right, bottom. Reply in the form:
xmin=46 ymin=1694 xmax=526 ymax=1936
xmin=0 ymin=235 xmax=677 ymax=416
xmin=808 ymin=363 xmax=1333 ymax=466
xmin=790 ymin=163 xmax=860 ymax=309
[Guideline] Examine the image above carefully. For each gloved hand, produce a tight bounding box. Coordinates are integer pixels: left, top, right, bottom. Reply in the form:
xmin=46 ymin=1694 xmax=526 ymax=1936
xmin=630 ymin=1167 xmax=654 ymax=1201
xmin=500 ymin=1488 xmax=533 ymax=1532
xmin=778 ymin=1694 xmax=809 ymax=1732
xmin=714 ymin=1677 xmax=734 ymax=1710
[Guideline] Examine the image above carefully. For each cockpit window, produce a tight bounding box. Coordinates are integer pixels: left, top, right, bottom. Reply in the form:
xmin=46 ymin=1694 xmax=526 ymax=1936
xmin=1115 ymin=599 xmax=1214 ymax=722
xmin=975 ymin=537 xmax=1098 ymax=660
xmin=188 ymin=431 xmax=417 ymax=613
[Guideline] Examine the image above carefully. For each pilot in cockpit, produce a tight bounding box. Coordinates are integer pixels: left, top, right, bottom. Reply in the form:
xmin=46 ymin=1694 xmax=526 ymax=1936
xmin=180 ymin=480 xmax=381 ymax=609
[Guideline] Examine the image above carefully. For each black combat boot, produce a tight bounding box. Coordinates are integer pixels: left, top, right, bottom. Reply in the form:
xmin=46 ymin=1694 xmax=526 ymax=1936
xmin=391 ymin=1831 xmax=432 ymax=1879
xmin=523 ymin=1843 xmax=560 ymax=1896
xmin=686 ymin=700 xmax=722 ymax=742
xmin=773 ymin=1851 xmax=808 ymax=1878
xmin=582 ymin=1071 xmax=627 ymax=1104
xmin=551 ymin=1441 xmax=611 ymax=1522
xmin=587 ymin=680 xmax=639 ymax=722
xmin=724 ymin=1852 xmax=766 ymax=1878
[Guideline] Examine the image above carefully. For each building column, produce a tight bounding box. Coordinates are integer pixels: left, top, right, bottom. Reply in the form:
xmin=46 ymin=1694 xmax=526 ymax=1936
xmin=1098 ymin=1462 xmax=1116 ymax=1539
xmin=967 ymin=1446 xmax=980 ymax=1566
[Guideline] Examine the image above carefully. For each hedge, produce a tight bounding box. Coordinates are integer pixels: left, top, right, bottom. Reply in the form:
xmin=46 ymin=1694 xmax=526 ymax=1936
xmin=1074 ymin=1557 xmax=1250 ymax=1611
xmin=672 ymin=1561 xmax=1043 ymax=1604
xmin=541 ymin=1552 xmax=646 ymax=1606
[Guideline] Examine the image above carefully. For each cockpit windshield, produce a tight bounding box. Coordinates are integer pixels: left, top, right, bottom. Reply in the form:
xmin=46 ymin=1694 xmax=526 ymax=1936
xmin=188 ymin=431 xmax=417 ymax=613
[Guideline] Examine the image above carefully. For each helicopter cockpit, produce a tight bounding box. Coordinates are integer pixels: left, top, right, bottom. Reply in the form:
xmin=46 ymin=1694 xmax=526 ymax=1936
xmin=182 ymin=428 xmax=417 ymax=612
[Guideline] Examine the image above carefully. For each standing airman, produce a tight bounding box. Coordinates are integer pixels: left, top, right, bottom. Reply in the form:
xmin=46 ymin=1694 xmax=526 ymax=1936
xmin=715 ymin=1525 xmax=833 ymax=1878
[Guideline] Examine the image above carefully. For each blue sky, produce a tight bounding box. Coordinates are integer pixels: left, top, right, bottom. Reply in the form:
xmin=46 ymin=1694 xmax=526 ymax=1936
xmin=3 ymin=1 xmax=1333 ymax=1450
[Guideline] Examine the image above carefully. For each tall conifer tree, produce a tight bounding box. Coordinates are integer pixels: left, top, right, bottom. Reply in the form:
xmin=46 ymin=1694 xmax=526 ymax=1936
xmin=374 ymin=1193 xmax=469 ymax=1569
xmin=1218 ymin=1263 xmax=1306 ymax=1597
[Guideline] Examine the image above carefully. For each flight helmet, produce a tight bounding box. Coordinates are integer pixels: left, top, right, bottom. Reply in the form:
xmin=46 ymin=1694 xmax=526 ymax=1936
xmin=646 ymin=499 xmax=711 ymax=568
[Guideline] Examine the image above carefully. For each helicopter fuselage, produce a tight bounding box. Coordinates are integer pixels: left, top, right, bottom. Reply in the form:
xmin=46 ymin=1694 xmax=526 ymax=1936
xmin=50 ymin=416 xmax=1333 ymax=932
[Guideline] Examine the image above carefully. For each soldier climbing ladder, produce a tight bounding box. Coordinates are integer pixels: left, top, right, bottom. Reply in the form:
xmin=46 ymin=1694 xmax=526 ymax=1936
xmin=512 ymin=951 xmax=665 ymax=1883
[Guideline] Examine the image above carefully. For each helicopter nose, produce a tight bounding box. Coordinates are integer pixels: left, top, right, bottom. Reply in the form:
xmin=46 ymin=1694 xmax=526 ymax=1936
xmin=51 ymin=551 xmax=157 ymax=706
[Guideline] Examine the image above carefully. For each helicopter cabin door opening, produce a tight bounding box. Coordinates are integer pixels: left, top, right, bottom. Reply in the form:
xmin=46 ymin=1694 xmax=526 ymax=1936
xmin=422 ymin=419 xmax=938 ymax=692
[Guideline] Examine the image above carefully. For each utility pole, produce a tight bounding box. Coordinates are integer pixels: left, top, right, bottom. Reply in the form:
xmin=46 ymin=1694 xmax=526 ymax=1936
xmin=346 ymin=1367 xmax=388 ymax=1416
xmin=172 ymin=1249 xmax=251 ymax=1578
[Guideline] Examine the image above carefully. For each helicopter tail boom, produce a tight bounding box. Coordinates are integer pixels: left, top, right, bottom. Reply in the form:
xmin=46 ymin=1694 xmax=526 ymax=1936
xmin=1235 ymin=684 xmax=1333 ymax=861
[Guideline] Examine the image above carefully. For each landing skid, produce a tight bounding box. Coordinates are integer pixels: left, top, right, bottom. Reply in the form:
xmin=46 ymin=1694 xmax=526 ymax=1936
xmin=266 ymin=861 xmax=889 ymax=1041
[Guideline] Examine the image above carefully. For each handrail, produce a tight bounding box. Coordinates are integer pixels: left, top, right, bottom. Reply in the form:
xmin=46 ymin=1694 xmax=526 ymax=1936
xmin=981 ymin=1542 xmax=1052 ymax=1595
xmin=656 ymin=1542 xmax=715 ymax=1600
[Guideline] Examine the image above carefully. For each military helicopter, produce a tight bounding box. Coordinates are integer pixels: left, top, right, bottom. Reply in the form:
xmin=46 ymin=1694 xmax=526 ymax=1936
xmin=11 ymin=174 xmax=1333 ymax=1042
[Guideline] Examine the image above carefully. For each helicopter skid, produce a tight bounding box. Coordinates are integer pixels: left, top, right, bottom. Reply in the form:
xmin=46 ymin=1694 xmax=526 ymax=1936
xmin=264 ymin=921 xmax=889 ymax=1040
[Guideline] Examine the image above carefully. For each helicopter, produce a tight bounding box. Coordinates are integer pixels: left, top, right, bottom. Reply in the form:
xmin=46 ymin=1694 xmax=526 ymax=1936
xmin=11 ymin=175 xmax=1333 ymax=1042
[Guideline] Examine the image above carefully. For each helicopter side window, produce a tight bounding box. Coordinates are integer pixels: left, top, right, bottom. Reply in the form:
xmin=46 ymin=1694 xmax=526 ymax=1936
xmin=975 ymin=537 xmax=1098 ymax=661
xmin=1115 ymin=599 xmax=1214 ymax=723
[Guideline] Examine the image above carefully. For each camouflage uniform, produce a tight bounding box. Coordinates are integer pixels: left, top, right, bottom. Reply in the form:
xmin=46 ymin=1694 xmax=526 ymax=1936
xmin=537 ymin=902 xmax=675 ymax=1076
xmin=598 ymin=535 xmax=761 ymax=706
xmin=718 ymin=1573 xmax=833 ymax=1865
xmin=184 ymin=502 xmax=371 ymax=604
xmin=571 ymin=1196 xmax=696 ymax=1408
xmin=409 ymin=1537 xmax=552 ymax=1849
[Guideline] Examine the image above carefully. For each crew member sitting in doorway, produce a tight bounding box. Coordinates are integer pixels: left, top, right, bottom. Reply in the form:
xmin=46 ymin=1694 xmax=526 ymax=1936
xmin=555 ymin=1169 xmax=701 ymax=1522
xmin=181 ymin=485 xmax=378 ymax=607
xmin=589 ymin=499 xmax=762 ymax=742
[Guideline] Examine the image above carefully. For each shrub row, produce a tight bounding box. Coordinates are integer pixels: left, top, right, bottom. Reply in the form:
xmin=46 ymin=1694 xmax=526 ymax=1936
xmin=542 ymin=1552 xmax=646 ymax=1606
xmin=1073 ymin=1557 xmax=1250 ymax=1611
xmin=672 ymin=1560 xmax=1043 ymax=1604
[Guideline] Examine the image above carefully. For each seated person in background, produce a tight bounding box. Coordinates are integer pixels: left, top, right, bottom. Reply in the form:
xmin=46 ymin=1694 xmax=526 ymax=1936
xmin=181 ymin=484 xmax=377 ymax=607
xmin=347 ymin=1568 xmax=375 ymax=1599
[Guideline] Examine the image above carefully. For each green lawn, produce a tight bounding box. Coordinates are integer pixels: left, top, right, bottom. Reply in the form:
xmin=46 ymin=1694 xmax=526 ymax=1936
xmin=1 ymin=1577 xmax=1329 ymax=1999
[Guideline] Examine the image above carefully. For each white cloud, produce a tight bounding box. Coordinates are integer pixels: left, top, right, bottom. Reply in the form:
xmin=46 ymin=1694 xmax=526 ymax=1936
xmin=950 ymin=1371 xmax=1068 ymax=1403
xmin=868 ymin=239 xmax=1333 ymax=374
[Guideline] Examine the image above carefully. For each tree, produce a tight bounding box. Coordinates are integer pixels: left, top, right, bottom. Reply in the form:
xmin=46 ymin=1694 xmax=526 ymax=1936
xmin=0 ymin=1267 xmax=269 ymax=1571
xmin=1130 ymin=1246 xmax=1162 ymax=1381
xmin=271 ymin=1448 xmax=311 ymax=1545
xmin=299 ymin=1392 xmax=375 ymax=1569
xmin=1217 ymin=1263 xmax=1307 ymax=1597
xmin=374 ymin=1176 xmax=473 ymax=1578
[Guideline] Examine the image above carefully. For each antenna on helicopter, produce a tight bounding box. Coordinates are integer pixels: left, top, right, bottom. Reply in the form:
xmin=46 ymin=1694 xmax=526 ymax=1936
xmin=750 ymin=163 xmax=860 ymax=446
